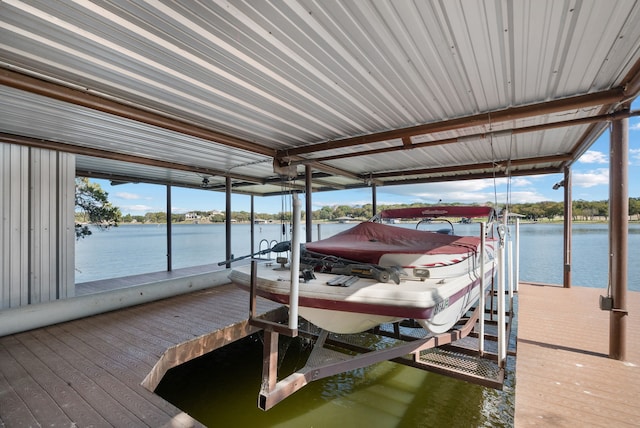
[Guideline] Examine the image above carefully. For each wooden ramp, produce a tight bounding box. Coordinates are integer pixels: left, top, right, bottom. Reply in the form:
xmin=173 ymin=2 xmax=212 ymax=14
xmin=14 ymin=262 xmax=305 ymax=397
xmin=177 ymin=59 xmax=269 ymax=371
xmin=0 ymin=283 xmax=284 ymax=427
xmin=515 ymin=283 xmax=640 ymax=427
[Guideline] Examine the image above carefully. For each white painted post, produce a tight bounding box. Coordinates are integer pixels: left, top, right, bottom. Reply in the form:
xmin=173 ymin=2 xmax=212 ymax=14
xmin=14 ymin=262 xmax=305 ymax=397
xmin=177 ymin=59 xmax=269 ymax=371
xmin=479 ymin=222 xmax=486 ymax=356
xmin=289 ymin=194 xmax=301 ymax=330
xmin=514 ymin=218 xmax=520 ymax=293
xmin=498 ymin=216 xmax=507 ymax=368
xmin=508 ymin=229 xmax=514 ymax=301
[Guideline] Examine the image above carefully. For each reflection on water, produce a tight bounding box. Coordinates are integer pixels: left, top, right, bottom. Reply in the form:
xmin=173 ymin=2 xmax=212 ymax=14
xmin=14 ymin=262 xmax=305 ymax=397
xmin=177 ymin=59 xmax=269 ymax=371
xmin=156 ymin=333 xmax=513 ymax=427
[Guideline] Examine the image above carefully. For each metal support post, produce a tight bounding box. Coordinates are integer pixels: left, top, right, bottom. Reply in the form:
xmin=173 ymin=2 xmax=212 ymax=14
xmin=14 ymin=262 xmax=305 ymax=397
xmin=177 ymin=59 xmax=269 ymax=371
xmin=497 ymin=215 xmax=507 ymax=368
xmin=563 ymin=166 xmax=572 ymax=288
xmin=514 ymin=218 xmax=520 ymax=293
xmin=305 ymin=165 xmax=313 ymax=243
xmin=479 ymin=222 xmax=486 ymax=356
xmin=507 ymin=229 xmax=513 ymax=301
xmin=609 ymin=113 xmax=628 ymax=360
xmin=258 ymin=330 xmax=279 ymax=410
xmin=225 ymin=176 xmax=232 ymax=268
xmin=166 ymin=184 xmax=172 ymax=271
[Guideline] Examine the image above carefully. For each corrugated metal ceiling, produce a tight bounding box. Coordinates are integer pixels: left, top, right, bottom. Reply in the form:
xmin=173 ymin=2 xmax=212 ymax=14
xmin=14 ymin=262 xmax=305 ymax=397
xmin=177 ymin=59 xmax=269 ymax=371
xmin=1 ymin=0 xmax=640 ymax=195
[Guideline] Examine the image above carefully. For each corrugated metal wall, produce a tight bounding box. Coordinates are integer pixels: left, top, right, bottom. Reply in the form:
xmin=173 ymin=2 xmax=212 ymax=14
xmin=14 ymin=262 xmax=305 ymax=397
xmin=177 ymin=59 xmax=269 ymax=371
xmin=1 ymin=143 xmax=75 ymax=309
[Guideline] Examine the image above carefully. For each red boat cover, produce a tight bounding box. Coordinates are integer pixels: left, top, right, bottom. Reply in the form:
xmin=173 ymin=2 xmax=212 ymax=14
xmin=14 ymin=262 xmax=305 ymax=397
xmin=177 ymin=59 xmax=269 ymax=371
xmin=377 ymin=206 xmax=494 ymax=220
xmin=305 ymin=222 xmax=480 ymax=265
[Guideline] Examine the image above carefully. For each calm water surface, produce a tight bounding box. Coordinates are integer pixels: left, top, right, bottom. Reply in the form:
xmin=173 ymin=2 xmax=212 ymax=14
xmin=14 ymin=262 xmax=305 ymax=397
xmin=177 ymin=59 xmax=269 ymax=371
xmin=75 ymin=222 xmax=639 ymax=427
xmin=76 ymin=222 xmax=640 ymax=291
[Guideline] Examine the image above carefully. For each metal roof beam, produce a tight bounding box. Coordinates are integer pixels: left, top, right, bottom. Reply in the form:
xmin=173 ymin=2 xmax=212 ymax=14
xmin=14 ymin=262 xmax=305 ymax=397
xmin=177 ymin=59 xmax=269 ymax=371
xmin=262 ymin=172 xmax=347 ymax=190
xmin=276 ymin=88 xmax=625 ymax=160
xmin=0 ymin=68 xmax=275 ymax=157
xmin=622 ymin=57 xmax=640 ymax=101
xmin=375 ymin=166 xmax=563 ymax=187
xmin=370 ymin=154 xmax=573 ymax=179
xmin=284 ymin=109 xmax=639 ymax=167
xmin=1 ymin=132 xmax=264 ymax=184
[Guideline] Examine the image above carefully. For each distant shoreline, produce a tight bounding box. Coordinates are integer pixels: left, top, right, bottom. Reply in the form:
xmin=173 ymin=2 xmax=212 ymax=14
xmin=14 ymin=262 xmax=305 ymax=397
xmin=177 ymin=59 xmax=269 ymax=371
xmin=112 ymin=218 xmax=638 ymax=226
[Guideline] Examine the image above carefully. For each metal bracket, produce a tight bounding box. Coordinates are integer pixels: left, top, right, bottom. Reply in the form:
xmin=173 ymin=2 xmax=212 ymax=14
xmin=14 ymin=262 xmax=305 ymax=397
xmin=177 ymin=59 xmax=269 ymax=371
xmin=599 ymin=295 xmax=613 ymax=311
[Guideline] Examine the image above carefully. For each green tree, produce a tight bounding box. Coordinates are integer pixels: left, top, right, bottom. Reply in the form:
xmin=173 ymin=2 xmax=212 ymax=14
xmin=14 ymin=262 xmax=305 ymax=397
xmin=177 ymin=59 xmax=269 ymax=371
xmin=629 ymin=197 xmax=640 ymax=220
xmin=75 ymin=177 xmax=121 ymax=239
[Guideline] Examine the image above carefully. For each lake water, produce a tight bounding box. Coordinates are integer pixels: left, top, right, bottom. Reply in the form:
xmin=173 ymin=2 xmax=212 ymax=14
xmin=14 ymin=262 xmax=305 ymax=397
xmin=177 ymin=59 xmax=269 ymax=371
xmin=75 ymin=222 xmax=639 ymax=427
xmin=76 ymin=222 xmax=640 ymax=291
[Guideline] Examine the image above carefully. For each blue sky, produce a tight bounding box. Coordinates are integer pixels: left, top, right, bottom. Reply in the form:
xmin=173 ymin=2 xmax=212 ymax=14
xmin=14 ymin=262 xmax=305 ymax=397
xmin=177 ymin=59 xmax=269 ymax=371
xmin=97 ymin=110 xmax=640 ymax=216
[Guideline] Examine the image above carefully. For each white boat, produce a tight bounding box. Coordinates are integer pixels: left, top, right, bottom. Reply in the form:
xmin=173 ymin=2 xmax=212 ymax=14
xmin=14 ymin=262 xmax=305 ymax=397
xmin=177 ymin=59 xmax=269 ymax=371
xmin=229 ymin=206 xmax=497 ymax=334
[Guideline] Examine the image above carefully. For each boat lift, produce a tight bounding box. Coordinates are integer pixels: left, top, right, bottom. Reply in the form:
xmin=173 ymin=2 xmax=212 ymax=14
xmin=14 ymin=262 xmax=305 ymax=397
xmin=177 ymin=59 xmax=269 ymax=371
xmin=247 ymin=199 xmax=518 ymax=411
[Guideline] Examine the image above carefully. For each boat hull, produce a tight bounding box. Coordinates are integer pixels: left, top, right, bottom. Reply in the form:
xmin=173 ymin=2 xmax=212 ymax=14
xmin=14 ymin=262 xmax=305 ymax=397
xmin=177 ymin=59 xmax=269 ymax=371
xmin=229 ymin=259 xmax=495 ymax=334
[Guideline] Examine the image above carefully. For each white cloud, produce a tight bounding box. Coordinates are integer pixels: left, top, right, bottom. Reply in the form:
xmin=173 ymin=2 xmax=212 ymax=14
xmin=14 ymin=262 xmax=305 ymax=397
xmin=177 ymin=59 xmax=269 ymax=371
xmin=631 ymin=148 xmax=640 ymax=164
xmin=389 ymin=180 xmax=496 ymax=197
xmin=385 ymin=179 xmax=555 ymax=205
xmin=509 ymin=177 xmax=532 ymax=187
xmin=630 ymin=121 xmax=640 ymax=131
xmin=503 ymin=191 xmax=551 ymax=204
xmin=171 ymin=206 xmax=193 ymax=214
xmin=119 ymin=204 xmax=155 ymax=214
xmin=579 ymin=150 xmax=608 ymax=164
xmin=572 ymin=168 xmax=609 ymax=188
xmin=115 ymin=191 xmax=143 ymax=200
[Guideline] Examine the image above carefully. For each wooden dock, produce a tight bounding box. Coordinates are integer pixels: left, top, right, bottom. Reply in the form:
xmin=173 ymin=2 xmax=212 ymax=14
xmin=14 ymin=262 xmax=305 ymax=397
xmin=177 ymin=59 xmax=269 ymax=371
xmin=0 ymin=282 xmax=284 ymax=427
xmin=2 ymin=275 xmax=639 ymax=426
xmin=515 ymin=283 xmax=640 ymax=426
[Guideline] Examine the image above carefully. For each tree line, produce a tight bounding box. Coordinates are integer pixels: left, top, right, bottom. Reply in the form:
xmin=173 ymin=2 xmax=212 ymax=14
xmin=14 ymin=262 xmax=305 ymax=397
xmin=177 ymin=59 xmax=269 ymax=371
xmin=74 ymin=178 xmax=639 ymax=239
xmin=113 ymin=198 xmax=640 ymax=224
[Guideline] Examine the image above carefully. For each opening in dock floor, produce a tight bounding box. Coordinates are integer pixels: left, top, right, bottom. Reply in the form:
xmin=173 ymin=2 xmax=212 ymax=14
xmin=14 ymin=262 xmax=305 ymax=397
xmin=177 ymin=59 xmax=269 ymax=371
xmin=154 ymin=327 xmax=515 ymax=427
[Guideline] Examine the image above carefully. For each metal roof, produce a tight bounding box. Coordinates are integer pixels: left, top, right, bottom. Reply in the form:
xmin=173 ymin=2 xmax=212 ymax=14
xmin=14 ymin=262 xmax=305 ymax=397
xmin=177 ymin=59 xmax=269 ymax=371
xmin=1 ymin=0 xmax=640 ymax=195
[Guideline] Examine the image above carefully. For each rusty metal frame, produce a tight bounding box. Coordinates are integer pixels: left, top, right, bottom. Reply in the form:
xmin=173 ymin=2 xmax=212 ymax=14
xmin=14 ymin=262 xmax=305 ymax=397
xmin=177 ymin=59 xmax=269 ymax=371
xmin=275 ymin=89 xmax=625 ymax=160
xmin=0 ymin=69 xmax=275 ymax=157
xmin=257 ymin=298 xmax=486 ymax=411
xmin=280 ymin=110 xmax=640 ymax=168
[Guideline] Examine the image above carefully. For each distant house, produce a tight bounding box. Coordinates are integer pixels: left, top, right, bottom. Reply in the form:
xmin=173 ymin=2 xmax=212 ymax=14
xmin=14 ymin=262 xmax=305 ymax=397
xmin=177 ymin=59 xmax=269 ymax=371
xmin=336 ymin=216 xmax=355 ymax=223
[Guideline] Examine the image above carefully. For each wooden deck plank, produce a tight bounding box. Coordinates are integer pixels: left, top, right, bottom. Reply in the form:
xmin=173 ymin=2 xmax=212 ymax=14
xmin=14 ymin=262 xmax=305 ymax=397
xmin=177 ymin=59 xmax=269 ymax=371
xmin=87 ymin=304 xmax=186 ymax=350
xmin=0 ymin=365 xmax=40 ymax=427
xmin=0 ymin=282 xmax=282 ymax=427
xmin=17 ymin=330 xmax=145 ymax=427
xmin=515 ymin=284 xmax=640 ymax=427
xmin=67 ymin=315 xmax=165 ymax=371
xmin=35 ymin=325 xmax=180 ymax=426
xmin=38 ymin=323 xmax=176 ymax=424
xmin=1 ymin=335 xmax=108 ymax=426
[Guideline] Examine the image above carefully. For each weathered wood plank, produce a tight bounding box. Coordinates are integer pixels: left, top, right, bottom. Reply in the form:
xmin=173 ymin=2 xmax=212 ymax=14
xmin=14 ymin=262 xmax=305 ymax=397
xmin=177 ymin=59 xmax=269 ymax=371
xmin=0 ymin=283 xmax=281 ymax=426
xmin=0 ymin=369 xmax=39 ymax=427
xmin=19 ymin=330 xmax=144 ymax=426
xmin=0 ymin=335 xmax=105 ymax=426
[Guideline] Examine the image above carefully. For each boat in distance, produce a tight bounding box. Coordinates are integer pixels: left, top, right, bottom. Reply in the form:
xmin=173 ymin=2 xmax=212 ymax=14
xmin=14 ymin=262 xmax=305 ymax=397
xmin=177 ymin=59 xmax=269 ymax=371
xmin=229 ymin=206 xmax=498 ymax=334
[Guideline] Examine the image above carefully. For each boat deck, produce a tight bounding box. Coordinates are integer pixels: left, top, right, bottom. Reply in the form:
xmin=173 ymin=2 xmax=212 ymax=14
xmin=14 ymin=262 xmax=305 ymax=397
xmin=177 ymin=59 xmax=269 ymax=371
xmin=515 ymin=283 xmax=640 ymax=427
xmin=0 ymin=280 xmax=284 ymax=427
